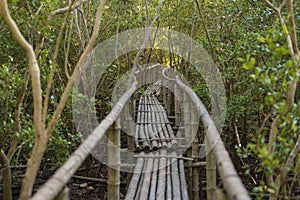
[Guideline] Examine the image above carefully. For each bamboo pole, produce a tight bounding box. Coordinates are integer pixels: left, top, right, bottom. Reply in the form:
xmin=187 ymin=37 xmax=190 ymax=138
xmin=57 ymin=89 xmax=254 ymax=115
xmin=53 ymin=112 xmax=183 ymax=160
xmin=140 ymin=98 xmax=150 ymax=151
xmin=149 ymin=153 xmax=159 ymax=200
xmin=205 ymin=134 xmax=217 ymax=200
xmin=148 ymin=124 xmax=159 ymax=150
xmin=179 ymin=159 xmax=189 ymax=200
xmin=153 ymin=102 xmax=168 ymax=149
xmin=157 ymin=150 xmax=167 ymax=200
xmin=145 ymin=96 xmax=159 ymax=150
xmin=183 ymin=92 xmax=193 ymax=198
xmin=32 ymin=80 xmax=138 ymax=200
xmin=108 ymin=120 xmax=120 ymax=200
xmin=135 ymin=125 xmax=141 ymax=151
xmin=191 ymin=103 xmax=200 ymax=200
xmin=174 ymin=77 xmax=250 ymax=200
xmin=126 ymin=100 xmax=135 ymax=189
xmin=166 ymin=158 xmax=172 ymax=199
xmin=140 ymin=153 xmax=154 ymax=197
xmin=152 ymin=98 xmax=171 ymax=146
xmin=134 ymin=162 xmax=146 ymax=200
xmin=159 ymin=103 xmax=178 ymax=149
xmin=125 ymin=152 xmax=145 ymax=200
xmin=54 ymin=188 xmax=69 ymax=200
xmin=174 ymin=83 xmax=180 ymax=127
xmin=150 ymin=99 xmax=163 ymax=149
xmin=171 ymin=152 xmax=181 ymax=200
xmin=152 ymin=96 xmax=177 ymax=148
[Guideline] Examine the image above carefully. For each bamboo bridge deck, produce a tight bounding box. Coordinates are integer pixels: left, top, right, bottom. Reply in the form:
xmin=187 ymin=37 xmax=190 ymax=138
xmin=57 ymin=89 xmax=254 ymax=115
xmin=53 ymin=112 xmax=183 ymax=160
xmin=125 ymin=83 xmax=189 ymax=199
xmin=31 ymin=64 xmax=251 ymax=200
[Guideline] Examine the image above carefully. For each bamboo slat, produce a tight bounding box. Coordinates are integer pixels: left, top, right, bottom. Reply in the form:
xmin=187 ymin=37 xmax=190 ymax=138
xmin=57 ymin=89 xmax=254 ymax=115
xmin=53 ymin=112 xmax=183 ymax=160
xmin=125 ymin=152 xmax=145 ymax=200
xmin=149 ymin=153 xmax=159 ymax=200
xmin=157 ymin=150 xmax=167 ymax=200
xmin=171 ymin=152 xmax=181 ymax=200
xmin=179 ymin=159 xmax=189 ymax=200
xmin=140 ymin=153 xmax=154 ymax=196
xmin=166 ymin=158 xmax=172 ymax=200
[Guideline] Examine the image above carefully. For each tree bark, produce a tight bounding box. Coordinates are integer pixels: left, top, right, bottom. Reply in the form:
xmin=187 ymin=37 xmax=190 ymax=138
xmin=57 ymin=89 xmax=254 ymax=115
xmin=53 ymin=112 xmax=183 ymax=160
xmin=0 ymin=1 xmax=44 ymax=199
xmin=0 ymin=149 xmax=12 ymax=200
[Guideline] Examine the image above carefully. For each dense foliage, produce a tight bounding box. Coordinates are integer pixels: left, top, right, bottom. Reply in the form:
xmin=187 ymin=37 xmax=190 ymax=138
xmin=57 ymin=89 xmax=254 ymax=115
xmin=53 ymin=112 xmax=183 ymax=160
xmin=0 ymin=0 xmax=299 ymax=199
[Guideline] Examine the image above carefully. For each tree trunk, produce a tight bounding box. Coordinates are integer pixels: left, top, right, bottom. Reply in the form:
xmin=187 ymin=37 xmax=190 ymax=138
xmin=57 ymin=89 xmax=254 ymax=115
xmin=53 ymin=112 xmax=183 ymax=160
xmin=0 ymin=149 xmax=12 ymax=200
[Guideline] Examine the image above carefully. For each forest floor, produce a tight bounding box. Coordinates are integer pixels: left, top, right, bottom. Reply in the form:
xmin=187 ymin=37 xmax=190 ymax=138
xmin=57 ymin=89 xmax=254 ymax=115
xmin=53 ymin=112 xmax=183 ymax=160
xmin=5 ymin=163 xmax=128 ymax=200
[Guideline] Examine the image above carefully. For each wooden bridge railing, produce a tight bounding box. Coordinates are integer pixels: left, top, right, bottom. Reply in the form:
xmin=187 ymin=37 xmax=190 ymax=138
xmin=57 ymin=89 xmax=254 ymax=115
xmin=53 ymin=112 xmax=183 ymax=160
xmin=162 ymin=67 xmax=251 ymax=200
xmin=31 ymin=79 xmax=138 ymax=200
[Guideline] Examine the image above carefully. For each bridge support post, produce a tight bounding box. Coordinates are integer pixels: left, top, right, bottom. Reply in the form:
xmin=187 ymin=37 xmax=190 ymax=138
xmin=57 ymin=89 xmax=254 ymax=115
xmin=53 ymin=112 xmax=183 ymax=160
xmin=191 ymin=103 xmax=200 ymax=200
xmin=108 ymin=120 xmax=120 ymax=200
xmin=206 ymin=135 xmax=216 ymax=200
xmin=174 ymin=84 xmax=180 ymax=127
xmin=183 ymin=92 xmax=193 ymax=198
xmin=126 ymin=100 xmax=135 ymax=189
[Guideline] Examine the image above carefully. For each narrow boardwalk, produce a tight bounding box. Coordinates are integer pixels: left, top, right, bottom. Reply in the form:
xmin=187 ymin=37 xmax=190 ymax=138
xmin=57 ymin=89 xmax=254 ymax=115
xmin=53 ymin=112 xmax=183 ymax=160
xmin=31 ymin=64 xmax=251 ymax=200
xmin=125 ymin=84 xmax=189 ymax=200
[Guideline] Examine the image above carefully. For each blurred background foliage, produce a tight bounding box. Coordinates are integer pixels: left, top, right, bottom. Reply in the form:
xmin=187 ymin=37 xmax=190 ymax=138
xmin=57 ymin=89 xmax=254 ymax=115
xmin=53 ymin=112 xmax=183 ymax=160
xmin=0 ymin=0 xmax=299 ymax=198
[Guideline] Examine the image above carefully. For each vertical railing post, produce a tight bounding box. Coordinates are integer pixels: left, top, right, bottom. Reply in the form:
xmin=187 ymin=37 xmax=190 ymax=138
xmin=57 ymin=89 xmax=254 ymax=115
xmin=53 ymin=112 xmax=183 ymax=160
xmin=174 ymin=83 xmax=180 ymax=127
xmin=126 ymin=100 xmax=135 ymax=189
xmin=183 ymin=92 xmax=193 ymax=198
xmin=108 ymin=119 xmax=120 ymax=200
xmin=206 ymin=135 xmax=216 ymax=200
xmin=191 ymin=103 xmax=200 ymax=200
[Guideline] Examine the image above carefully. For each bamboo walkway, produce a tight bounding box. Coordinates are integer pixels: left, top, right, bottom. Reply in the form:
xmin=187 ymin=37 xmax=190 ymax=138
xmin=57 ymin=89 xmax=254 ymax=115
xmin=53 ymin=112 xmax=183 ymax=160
xmin=125 ymin=91 xmax=188 ymax=199
xmin=31 ymin=64 xmax=251 ymax=200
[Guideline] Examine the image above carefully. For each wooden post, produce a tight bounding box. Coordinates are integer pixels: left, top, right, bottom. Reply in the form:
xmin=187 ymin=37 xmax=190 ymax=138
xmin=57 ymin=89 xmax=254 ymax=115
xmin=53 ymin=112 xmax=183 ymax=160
xmin=206 ymin=135 xmax=216 ymax=200
xmin=108 ymin=120 xmax=120 ymax=200
xmin=191 ymin=103 xmax=200 ymax=200
xmin=127 ymin=100 xmax=135 ymax=153
xmin=162 ymin=79 xmax=167 ymax=110
xmin=183 ymin=92 xmax=193 ymax=198
xmin=174 ymin=83 xmax=180 ymax=127
xmin=126 ymin=100 xmax=135 ymax=189
xmin=166 ymin=80 xmax=171 ymax=116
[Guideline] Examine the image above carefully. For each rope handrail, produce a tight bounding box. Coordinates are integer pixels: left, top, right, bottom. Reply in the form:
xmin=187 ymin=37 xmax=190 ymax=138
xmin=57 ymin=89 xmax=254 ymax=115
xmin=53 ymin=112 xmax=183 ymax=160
xmin=162 ymin=69 xmax=251 ymax=199
xmin=31 ymin=79 xmax=138 ymax=200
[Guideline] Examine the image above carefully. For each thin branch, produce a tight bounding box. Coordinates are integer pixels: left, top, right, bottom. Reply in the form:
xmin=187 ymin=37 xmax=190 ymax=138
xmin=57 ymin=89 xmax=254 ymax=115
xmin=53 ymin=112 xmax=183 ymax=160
xmin=45 ymin=0 xmax=106 ymax=137
xmin=0 ymin=0 xmax=43 ymax=144
xmin=74 ymin=9 xmax=85 ymax=52
xmin=115 ymin=16 xmax=121 ymax=76
xmin=1 ymin=1 xmax=104 ymax=198
xmin=0 ymin=149 xmax=12 ymax=200
xmin=130 ymin=0 xmax=166 ymax=82
xmin=35 ymin=0 xmax=85 ymax=55
xmin=64 ymin=13 xmax=74 ymax=79
xmin=288 ymin=0 xmax=299 ymax=57
xmin=263 ymin=0 xmax=294 ymax=56
xmin=279 ymin=0 xmax=288 ymax=10
xmin=77 ymin=7 xmax=91 ymax=41
xmin=194 ymin=0 xmax=216 ymax=62
xmin=145 ymin=0 xmax=149 ymax=28
xmin=7 ymin=70 xmax=30 ymax=160
xmin=47 ymin=0 xmax=85 ymax=24
xmin=147 ymin=25 xmax=160 ymax=64
xmin=264 ymin=0 xmax=280 ymax=12
xmin=42 ymin=0 xmax=75 ymax=124
xmin=273 ymin=136 xmax=300 ymax=198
